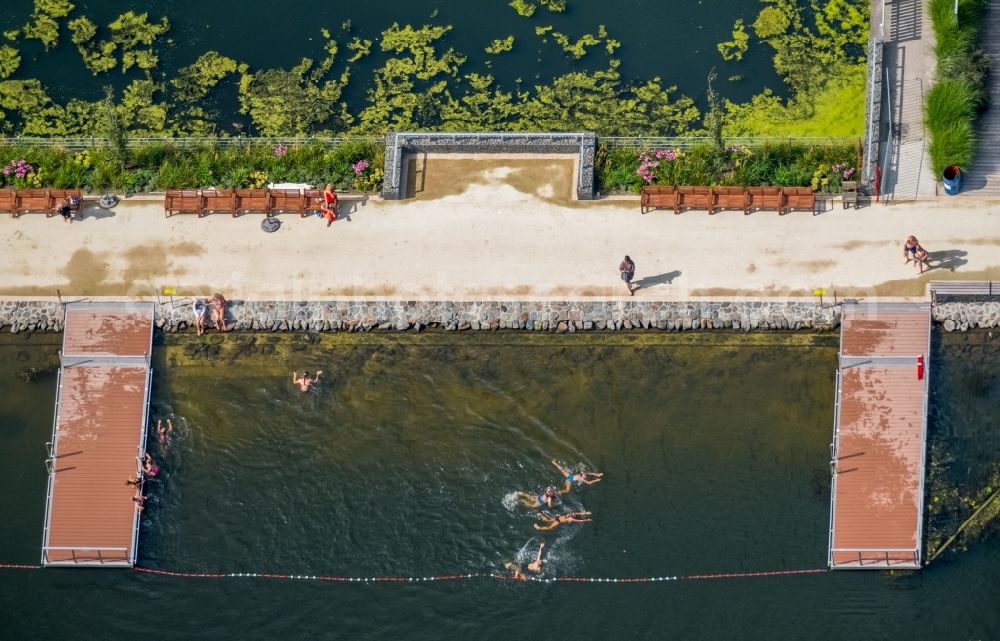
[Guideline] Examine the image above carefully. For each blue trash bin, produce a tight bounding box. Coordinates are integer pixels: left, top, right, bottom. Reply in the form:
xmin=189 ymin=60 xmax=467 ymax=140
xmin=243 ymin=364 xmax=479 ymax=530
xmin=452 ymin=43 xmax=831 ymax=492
xmin=943 ymin=165 xmax=962 ymax=195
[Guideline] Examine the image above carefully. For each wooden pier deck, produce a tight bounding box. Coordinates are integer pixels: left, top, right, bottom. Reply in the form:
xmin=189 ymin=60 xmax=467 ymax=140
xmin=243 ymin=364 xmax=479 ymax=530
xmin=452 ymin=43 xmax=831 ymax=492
xmin=828 ymin=302 xmax=931 ymax=569
xmin=41 ymin=302 xmax=154 ymax=567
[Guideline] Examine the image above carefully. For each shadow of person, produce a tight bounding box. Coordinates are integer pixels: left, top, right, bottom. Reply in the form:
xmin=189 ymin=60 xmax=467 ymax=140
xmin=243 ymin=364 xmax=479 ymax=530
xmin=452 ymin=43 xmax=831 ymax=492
xmin=632 ymin=270 xmax=682 ymax=292
xmin=924 ymin=249 xmax=969 ymax=272
xmin=80 ymin=203 xmax=116 ymax=221
xmin=340 ymin=194 xmax=369 ymax=222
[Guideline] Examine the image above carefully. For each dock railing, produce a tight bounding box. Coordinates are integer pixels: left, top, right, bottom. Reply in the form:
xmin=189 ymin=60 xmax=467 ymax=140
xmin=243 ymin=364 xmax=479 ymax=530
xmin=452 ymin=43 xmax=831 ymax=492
xmin=827 ymin=368 xmax=842 ymax=566
xmin=829 ymin=548 xmax=919 ymax=568
xmin=42 ymin=546 xmax=129 ymax=564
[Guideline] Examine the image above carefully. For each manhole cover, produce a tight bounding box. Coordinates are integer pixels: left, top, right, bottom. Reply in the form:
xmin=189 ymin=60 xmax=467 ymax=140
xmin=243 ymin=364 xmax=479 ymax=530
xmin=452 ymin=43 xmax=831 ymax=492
xmin=261 ymin=217 xmax=280 ymax=233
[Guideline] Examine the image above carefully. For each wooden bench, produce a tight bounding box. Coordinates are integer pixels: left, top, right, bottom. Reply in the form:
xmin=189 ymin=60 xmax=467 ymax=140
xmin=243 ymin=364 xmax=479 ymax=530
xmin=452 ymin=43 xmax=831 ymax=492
xmin=164 ymin=190 xmax=205 ymax=218
xmin=0 ymin=187 xmax=15 ymax=215
xmin=301 ymin=189 xmax=325 ymax=218
xmin=0 ymin=188 xmax=83 ymax=218
xmin=234 ymin=189 xmax=272 ymax=217
xmin=16 ymin=189 xmax=55 ymax=217
xmin=746 ymin=187 xmax=782 ymax=214
xmin=781 ymin=187 xmax=817 ymax=216
xmin=269 ymin=189 xmax=307 ymax=214
xmin=640 ymin=186 xmax=677 ymax=214
xmin=930 ymin=280 xmax=998 ymax=303
xmin=710 ymin=186 xmax=748 ymax=215
xmin=674 ymin=186 xmax=711 ymax=214
xmin=201 ymin=189 xmax=237 ymax=216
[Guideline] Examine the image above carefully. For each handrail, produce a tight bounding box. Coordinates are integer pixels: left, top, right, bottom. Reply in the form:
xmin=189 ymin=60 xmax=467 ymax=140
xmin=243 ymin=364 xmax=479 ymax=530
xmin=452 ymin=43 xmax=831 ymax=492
xmin=42 ymin=546 xmax=129 ymax=564
xmin=881 ymin=63 xmax=895 ymax=201
xmin=602 ymin=136 xmax=860 ymax=150
xmin=43 ymin=546 xmax=128 ymax=551
xmin=830 ymin=547 xmax=918 ymax=552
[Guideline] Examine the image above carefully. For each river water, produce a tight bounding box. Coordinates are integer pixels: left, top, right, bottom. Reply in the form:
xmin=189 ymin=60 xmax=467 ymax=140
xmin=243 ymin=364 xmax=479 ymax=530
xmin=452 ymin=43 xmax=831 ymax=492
xmin=1 ymin=0 xmax=782 ymax=126
xmin=0 ymin=331 xmax=997 ymax=640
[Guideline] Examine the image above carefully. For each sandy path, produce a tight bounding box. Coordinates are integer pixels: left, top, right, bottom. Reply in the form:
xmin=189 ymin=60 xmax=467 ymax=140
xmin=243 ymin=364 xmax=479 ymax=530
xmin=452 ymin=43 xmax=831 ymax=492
xmin=1 ymin=160 xmax=998 ymax=300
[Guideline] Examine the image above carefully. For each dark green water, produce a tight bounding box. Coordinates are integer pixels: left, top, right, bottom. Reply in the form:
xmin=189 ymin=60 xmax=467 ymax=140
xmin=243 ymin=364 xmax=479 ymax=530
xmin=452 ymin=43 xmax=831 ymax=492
xmin=0 ymin=0 xmax=782 ymax=125
xmin=0 ymin=331 xmax=998 ymax=640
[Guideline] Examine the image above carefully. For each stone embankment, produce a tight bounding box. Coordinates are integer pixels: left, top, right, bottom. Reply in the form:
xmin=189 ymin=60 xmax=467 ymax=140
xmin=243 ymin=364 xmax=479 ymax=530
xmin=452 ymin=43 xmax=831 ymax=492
xmin=2 ymin=299 xmax=998 ymax=334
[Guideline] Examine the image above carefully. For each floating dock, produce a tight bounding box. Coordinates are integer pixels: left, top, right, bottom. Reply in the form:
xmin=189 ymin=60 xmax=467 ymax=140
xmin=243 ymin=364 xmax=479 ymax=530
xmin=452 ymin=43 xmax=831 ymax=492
xmin=828 ymin=302 xmax=931 ymax=569
xmin=41 ymin=302 xmax=154 ymax=566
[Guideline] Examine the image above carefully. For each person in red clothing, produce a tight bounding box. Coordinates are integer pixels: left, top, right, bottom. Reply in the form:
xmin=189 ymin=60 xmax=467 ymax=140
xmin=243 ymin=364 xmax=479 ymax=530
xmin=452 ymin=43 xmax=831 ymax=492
xmin=322 ymin=183 xmax=338 ymax=227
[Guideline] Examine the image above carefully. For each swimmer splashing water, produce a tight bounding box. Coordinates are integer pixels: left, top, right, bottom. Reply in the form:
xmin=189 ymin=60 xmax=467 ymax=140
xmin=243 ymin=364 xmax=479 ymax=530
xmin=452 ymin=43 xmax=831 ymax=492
xmin=504 ymin=542 xmax=546 ymax=580
xmin=551 ymin=459 xmax=603 ymax=494
xmin=293 ymin=370 xmax=322 ymax=392
xmin=516 ymin=486 xmax=558 ymax=509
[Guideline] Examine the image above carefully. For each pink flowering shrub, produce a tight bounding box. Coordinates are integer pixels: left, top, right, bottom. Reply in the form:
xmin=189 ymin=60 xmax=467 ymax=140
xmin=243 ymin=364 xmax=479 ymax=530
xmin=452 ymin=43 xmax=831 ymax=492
xmin=1 ymin=159 xmax=37 ymax=188
xmin=273 ymin=143 xmax=288 ymax=157
xmin=352 ymin=159 xmax=369 ymax=175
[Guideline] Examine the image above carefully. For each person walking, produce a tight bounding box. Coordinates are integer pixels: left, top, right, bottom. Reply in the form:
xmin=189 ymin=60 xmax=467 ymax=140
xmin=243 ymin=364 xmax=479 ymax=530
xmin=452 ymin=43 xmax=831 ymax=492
xmin=619 ymin=255 xmax=636 ymax=296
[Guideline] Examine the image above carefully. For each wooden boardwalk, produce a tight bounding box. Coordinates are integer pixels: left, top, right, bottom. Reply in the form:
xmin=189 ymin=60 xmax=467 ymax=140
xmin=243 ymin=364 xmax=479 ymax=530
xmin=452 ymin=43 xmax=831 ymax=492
xmin=959 ymin=0 xmax=1000 ymax=195
xmin=41 ymin=302 xmax=154 ymax=566
xmin=828 ymin=302 xmax=931 ymax=569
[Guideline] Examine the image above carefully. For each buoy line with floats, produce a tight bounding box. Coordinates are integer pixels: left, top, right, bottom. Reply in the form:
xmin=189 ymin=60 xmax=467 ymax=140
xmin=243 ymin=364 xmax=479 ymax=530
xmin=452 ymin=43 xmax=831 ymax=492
xmin=1 ymin=562 xmax=827 ymax=585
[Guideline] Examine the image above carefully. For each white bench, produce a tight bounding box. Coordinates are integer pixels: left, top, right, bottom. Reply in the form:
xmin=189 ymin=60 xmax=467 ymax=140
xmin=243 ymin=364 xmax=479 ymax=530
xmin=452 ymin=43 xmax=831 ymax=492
xmin=930 ymin=280 xmax=997 ymax=303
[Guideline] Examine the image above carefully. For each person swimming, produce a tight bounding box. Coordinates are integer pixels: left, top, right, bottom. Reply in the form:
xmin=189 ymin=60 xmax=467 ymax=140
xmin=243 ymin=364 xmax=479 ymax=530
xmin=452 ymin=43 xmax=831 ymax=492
xmin=516 ymin=486 xmax=558 ymax=509
xmin=156 ymin=418 xmax=174 ymax=444
xmin=551 ymin=458 xmax=604 ymax=493
xmin=142 ymin=452 xmax=159 ymax=478
xmin=534 ymin=511 xmax=593 ymax=532
xmin=504 ymin=542 xmax=546 ymax=579
xmin=293 ymin=370 xmax=322 ymax=392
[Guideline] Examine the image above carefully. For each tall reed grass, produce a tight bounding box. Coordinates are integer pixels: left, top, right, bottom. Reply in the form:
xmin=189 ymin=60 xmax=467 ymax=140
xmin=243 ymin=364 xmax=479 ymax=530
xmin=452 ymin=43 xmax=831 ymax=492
xmin=925 ymin=0 xmax=989 ymax=176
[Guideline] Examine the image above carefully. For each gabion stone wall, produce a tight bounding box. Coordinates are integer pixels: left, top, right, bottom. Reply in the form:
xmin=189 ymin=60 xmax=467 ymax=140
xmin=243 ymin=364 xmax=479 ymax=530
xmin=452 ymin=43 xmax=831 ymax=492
xmin=381 ymin=132 xmax=597 ymax=201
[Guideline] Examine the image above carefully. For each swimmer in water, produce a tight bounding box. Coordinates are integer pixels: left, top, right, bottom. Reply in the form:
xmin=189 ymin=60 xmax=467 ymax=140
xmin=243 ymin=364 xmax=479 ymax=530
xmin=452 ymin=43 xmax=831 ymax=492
xmin=156 ymin=418 xmax=174 ymax=444
xmin=293 ymin=370 xmax=322 ymax=392
xmin=504 ymin=542 xmax=546 ymax=579
xmin=534 ymin=511 xmax=593 ymax=531
xmin=516 ymin=486 xmax=558 ymax=509
xmin=142 ymin=452 xmax=159 ymax=478
xmin=551 ymin=459 xmax=604 ymax=493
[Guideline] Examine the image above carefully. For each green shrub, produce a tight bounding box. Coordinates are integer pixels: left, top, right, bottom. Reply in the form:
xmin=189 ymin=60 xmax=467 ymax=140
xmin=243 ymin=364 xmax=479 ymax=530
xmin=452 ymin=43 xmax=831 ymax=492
xmin=928 ymin=121 xmax=975 ymax=176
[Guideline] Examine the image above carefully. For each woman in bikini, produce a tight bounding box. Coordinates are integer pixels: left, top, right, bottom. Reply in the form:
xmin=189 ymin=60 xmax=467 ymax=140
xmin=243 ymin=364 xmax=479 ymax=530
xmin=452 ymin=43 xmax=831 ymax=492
xmin=516 ymin=486 xmax=558 ymax=509
xmin=534 ymin=511 xmax=593 ymax=531
xmin=903 ymin=235 xmax=929 ymax=273
xmin=210 ymin=293 xmax=228 ymax=331
xmin=551 ymin=459 xmax=604 ymax=493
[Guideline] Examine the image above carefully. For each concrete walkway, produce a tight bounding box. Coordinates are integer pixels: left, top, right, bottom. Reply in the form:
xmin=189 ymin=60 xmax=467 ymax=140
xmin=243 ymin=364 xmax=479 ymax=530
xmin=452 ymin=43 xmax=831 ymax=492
xmin=1 ymin=159 xmax=999 ymax=301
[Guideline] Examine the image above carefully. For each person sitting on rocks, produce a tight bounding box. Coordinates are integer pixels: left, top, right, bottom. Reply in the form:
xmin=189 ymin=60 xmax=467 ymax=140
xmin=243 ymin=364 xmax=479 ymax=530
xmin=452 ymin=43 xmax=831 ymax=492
xmin=210 ymin=293 xmax=228 ymax=331
xmin=193 ymin=299 xmax=207 ymax=336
